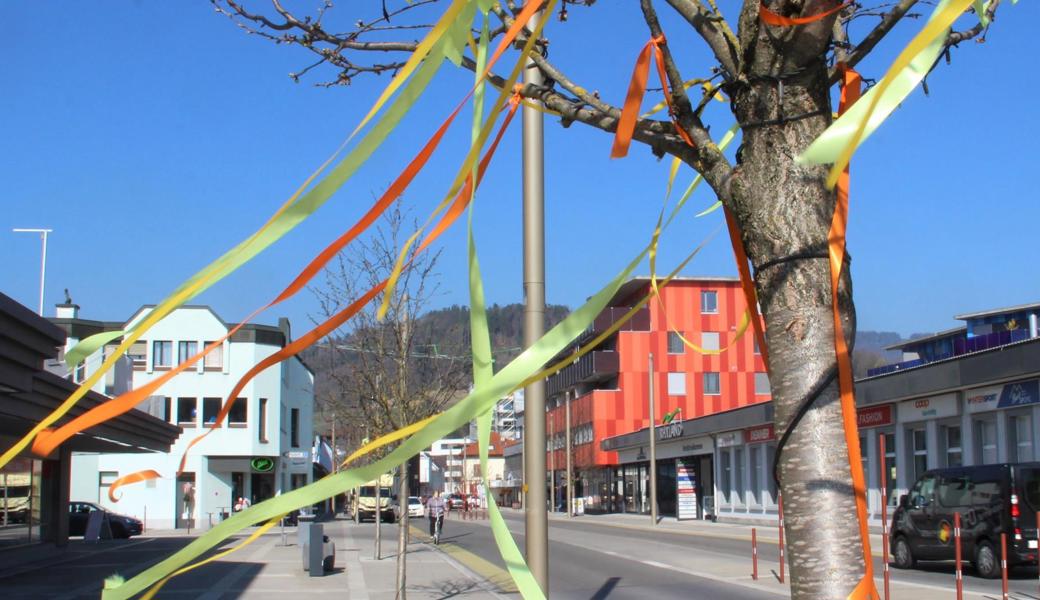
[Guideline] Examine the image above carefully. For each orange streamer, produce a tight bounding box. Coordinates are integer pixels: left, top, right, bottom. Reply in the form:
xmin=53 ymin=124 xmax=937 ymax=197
xmin=108 ymin=469 xmax=162 ymax=503
xmin=830 ymin=64 xmax=878 ymax=600
xmin=759 ymin=0 xmax=851 ymax=26
xmin=174 ymin=92 xmax=525 ymax=474
xmin=611 ymin=35 xmax=694 ymax=159
xmin=723 ymin=208 xmax=769 ymax=367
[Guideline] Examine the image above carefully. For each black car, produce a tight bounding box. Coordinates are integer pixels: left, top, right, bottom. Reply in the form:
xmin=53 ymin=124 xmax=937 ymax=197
xmin=891 ymin=463 xmax=1040 ymax=578
xmin=69 ymin=501 xmax=143 ymax=539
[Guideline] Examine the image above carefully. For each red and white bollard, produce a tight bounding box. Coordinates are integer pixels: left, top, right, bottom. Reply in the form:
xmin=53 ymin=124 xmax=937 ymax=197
xmin=751 ymin=527 xmax=758 ymax=580
xmin=1001 ymin=532 xmax=1009 ymax=600
xmin=954 ymin=512 xmax=963 ymax=600
xmin=778 ymin=495 xmax=786 ymax=584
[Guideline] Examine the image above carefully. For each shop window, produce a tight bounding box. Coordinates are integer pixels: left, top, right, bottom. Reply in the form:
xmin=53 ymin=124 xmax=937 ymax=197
xmin=719 ymin=451 xmax=731 ymax=505
xmin=733 ymin=447 xmax=745 ymax=505
xmin=766 ymin=444 xmax=777 ymax=502
xmin=882 ymin=432 xmax=897 ymax=506
xmin=701 ymin=332 xmax=720 ymax=351
xmin=177 ymin=397 xmax=197 ymax=427
xmin=177 ymin=341 xmax=197 ymax=366
xmin=202 ymin=397 xmax=221 ymax=426
xmin=975 ymin=419 xmax=998 ymax=464
xmin=153 ymin=340 xmax=172 ymax=369
xmin=701 ymin=290 xmax=718 ymax=314
xmin=703 ymin=372 xmax=721 ymax=395
xmin=667 ymin=373 xmax=686 ymax=396
xmin=943 ymin=425 xmax=963 ymax=467
xmin=750 ymin=445 xmax=762 ymax=505
xmin=910 ymin=428 xmax=927 ymax=483
xmin=1009 ymin=414 xmax=1034 ymax=462
xmin=203 ymin=341 xmax=224 ymax=370
xmin=229 ymin=397 xmax=247 ymax=426
xmin=667 ymin=332 xmax=684 ymax=354
xmin=754 ymin=372 xmax=771 ymax=395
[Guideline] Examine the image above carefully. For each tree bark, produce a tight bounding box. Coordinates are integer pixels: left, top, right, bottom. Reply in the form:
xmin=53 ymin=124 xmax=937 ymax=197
xmin=724 ymin=6 xmax=864 ymax=598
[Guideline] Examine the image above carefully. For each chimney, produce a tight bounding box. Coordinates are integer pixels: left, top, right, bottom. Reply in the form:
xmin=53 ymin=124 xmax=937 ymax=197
xmin=278 ymin=317 xmax=292 ymax=344
xmin=55 ymin=302 xmax=79 ymax=319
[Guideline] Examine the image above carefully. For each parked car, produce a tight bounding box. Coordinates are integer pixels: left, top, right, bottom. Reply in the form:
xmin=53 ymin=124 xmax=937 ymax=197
xmin=393 ymin=496 xmax=424 ymax=519
xmin=891 ymin=463 xmax=1040 ymax=578
xmin=446 ymin=494 xmax=464 ymax=510
xmin=68 ymin=501 xmax=143 ymax=539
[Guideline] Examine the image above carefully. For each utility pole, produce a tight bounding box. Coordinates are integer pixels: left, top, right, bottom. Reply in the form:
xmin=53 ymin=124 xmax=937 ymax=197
xmin=521 ymin=3 xmax=549 ymax=593
xmin=649 ymin=352 xmax=658 ymax=525
xmin=565 ymin=390 xmax=572 ymax=517
xmin=12 ymin=228 xmax=52 ymax=316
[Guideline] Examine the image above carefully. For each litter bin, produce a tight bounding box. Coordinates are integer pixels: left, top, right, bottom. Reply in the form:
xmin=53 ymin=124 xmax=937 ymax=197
xmin=301 ymin=523 xmax=335 ymax=575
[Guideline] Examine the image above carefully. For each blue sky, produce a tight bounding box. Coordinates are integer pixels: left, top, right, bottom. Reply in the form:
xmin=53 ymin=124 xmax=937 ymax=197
xmin=2 ymin=1 xmax=1037 ymax=339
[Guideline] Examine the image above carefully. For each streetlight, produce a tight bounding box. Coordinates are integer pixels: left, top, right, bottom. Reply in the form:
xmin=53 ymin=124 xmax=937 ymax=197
xmin=12 ymin=228 xmax=53 ymax=316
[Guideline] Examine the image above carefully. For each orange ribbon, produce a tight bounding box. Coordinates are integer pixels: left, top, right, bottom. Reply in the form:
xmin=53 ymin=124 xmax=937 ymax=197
xmin=611 ymin=34 xmax=695 ymax=159
xmin=759 ymin=0 xmax=851 ymax=26
xmin=108 ymin=469 xmax=161 ymax=503
xmin=723 ymin=208 xmax=769 ymax=367
xmin=830 ymin=64 xmax=879 ymax=600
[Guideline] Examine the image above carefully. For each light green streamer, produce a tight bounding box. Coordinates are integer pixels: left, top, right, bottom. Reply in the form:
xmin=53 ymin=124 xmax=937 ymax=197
xmin=65 ymin=14 xmax=467 ymax=365
xmin=797 ymin=0 xmax=953 ymax=166
xmin=66 ymin=330 xmax=126 ymax=368
xmin=102 ymin=234 xmax=651 ymax=600
xmin=674 ymin=124 xmax=739 ymax=220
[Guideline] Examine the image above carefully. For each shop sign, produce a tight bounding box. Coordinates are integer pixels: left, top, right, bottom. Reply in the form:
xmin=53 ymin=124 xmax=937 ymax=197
xmin=744 ymin=424 xmax=775 ymax=444
xmin=857 ymin=405 xmax=893 ymax=429
xmin=250 ymin=457 xmax=275 ymax=472
xmin=657 ymin=421 xmax=684 ymax=441
xmin=716 ymin=431 xmax=741 ymax=448
xmin=966 ymin=380 xmax=1040 ymax=414
xmin=676 ymin=457 xmax=699 ymax=520
xmin=899 ymin=394 xmax=958 ymax=422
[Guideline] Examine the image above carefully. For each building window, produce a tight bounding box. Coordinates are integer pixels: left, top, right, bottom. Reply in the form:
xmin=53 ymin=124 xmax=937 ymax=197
xmin=153 ymin=340 xmax=172 ymax=369
xmin=701 ymin=332 xmax=720 ymax=351
xmin=719 ymin=451 xmax=731 ymax=505
xmin=754 ymin=372 xmax=771 ymax=395
xmin=910 ymin=428 xmax=927 ymax=483
xmin=203 ymin=341 xmax=223 ymax=370
xmin=128 ymin=341 xmax=147 ymax=371
xmin=766 ymin=444 xmax=777 ymax=503
xmin=177 ymin=397 xmax=197 ymax=427
xmin=883 ymin=432 xmax=897 ymax=505
xmin=229 ymin=397 xmax=247 ymax=426
xmin=291 ymin=408 xmax=300 ymax=448
xmin=733 ymin=447 xmax=745 ymax=505
xmin=1009 ymin=414 xmax=1034 ymax=462
xmin=975 ymin=419 xmax=998 ymax=464
xmin=177 ymin=341 xmax=198 ymax=366
xmin=943 ymin=425 xmax=962 ymax=467
xmin=753 ymin=337 xmax=761 ymax=355
xmin=859 ymin=435 xmax=869 ymax=488
xmin=750 ymin=445 xmax=762 ymax=505
xmin=202 ymin=397 xmax=221 ymax=426
xmin=667 ymin=373 xmax=686 ymax=396
xmin=99 ymin=471 xmax=119 ymax=503
xmin=701 ymin=290 xmax=718 ymax=314
xmin=163 ymin=397 xmax=172 ymax=423
xmin=259 ymin=398 xmax=268 ymax=443
xmin=667 ymin=332 xmax=684 ymax=354
xmin=703 ymin=372 xmax=721 ymax=395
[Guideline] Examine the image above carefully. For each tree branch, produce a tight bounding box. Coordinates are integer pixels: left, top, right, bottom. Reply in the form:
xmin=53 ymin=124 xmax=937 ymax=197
xmin=664 ymin=0 xmax=741 ymax=76
xmin=827 ymin=0 xmax=920 ymax=83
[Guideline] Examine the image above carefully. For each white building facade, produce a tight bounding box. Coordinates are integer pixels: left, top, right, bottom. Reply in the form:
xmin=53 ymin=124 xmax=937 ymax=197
xmin=55 ymin=305 xmax=314 ymax=530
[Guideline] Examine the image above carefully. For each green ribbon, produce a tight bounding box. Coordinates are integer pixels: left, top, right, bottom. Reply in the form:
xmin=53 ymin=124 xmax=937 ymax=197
xmin=65 ymin=329 xmax=126 ymax=368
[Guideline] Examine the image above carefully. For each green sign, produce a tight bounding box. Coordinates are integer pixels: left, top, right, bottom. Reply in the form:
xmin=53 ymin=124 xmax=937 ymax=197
xmin=250 ymin=457 xmax=274 ymax=473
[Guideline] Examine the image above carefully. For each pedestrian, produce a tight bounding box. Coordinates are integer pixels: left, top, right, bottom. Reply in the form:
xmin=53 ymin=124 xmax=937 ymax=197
xmin=426 ymin=490 xmax=447 ymax=543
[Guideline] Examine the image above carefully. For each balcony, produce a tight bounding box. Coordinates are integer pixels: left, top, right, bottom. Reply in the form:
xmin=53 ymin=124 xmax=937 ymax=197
xmin=866 ymin=329 xmax=1034 ymax=378
xmin=579 ymin=306 xmax=650 ymax=343
xmin=547 ymin=350 xmax=619 ymax=395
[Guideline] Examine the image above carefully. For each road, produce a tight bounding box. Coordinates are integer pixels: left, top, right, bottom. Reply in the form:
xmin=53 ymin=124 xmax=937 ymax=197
xmin=383 ymin=510 xmax=1040 ymax=599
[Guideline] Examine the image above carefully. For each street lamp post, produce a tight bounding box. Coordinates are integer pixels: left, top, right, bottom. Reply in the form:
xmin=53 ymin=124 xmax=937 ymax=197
xmin=12 ymin=228 xmax=53 ymax=316
xmin=649 ymin=352 xmax=658 ymax=525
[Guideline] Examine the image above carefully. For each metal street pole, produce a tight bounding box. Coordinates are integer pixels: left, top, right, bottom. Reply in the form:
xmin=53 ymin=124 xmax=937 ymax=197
xmin=565 ymin=390 xmax=572 ymax=517
xmin=649 ymin=352 xmax=658 ymax=525
xmin=521 ymin=4 xmax=549 ymax=593
xmin=12 ymin=228 xmax=53 ymax=316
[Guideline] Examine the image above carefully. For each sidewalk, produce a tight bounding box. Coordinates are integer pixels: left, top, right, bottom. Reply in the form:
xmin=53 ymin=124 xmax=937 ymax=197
xmin=0 ymin=517 xmax=504 ymax=599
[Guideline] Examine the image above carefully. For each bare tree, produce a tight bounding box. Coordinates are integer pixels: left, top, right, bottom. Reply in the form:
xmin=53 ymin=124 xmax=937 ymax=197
xmin=217 ymin=1 xmax=1004 ymax=597
xmin=312 ymin=203 xmax=469 ymax=600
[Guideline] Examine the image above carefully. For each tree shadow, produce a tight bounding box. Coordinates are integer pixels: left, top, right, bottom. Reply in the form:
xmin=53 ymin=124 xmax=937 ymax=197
xmin=589 ymin=576 xmax=622 ymax=599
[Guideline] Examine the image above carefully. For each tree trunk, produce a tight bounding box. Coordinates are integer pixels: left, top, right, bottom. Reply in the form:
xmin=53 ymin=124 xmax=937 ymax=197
xmin=726 ymin=10 xmax=864 ymax=598
xmin=396 ymin=461 xmax=409 ymax=600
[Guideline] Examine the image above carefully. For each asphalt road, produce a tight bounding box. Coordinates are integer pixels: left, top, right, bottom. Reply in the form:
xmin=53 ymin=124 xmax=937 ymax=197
xmin=411 ymin=511 xmax=1040 ymax=599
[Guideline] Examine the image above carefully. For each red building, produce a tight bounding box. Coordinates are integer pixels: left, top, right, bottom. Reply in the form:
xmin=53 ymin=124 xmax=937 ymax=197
xmin=544 ymin=277 xmax=770 ymax=514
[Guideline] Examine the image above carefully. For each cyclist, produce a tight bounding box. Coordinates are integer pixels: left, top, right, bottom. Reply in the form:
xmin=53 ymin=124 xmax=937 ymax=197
xmin=426 ymin=490 xmax=447 ymax=544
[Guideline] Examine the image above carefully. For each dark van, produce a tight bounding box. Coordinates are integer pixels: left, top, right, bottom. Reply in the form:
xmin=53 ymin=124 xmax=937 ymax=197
xmin=891 ymin=463 xmax=1040 ymax=578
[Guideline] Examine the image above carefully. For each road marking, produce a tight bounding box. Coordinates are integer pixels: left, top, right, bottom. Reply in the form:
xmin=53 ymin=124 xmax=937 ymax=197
xmin=410 ymin=525 xmax=514 ymax=597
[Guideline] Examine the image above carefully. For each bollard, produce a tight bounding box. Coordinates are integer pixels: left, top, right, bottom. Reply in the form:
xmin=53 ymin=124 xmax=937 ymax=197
xmin=1001 ymin=532 xmax=1009 ymax=600
xmin=879 ymin=435 xmax=890 ymax=600
xmin=778 ymin=495 xmax=786 ymax=584
xmin=751 ymin=527 xmax=758 ymax=580
xmin=955 ymin=512 xmax=962 ymax=600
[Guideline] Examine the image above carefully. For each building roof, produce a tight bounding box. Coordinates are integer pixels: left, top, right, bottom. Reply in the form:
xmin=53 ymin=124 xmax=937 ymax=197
xmin=606 ymin=275 xmax=740 ymax=307
xmin=954 ymin=301 xmax=1040 ymax=322
xmin=462 ymin=432 xmax=506 ymax=457
xmin=884 ymin=326 xmax=967 ymax=351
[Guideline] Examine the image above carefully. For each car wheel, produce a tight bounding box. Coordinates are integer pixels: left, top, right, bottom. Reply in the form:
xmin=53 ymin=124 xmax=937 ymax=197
xmin=892 ymin=536 xmax=916 ymax=569
xmin=975 ymin=541 xmax=1000 ymax=579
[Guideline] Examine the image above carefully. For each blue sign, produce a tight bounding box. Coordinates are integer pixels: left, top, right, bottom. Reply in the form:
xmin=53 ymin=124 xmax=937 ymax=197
xmin=998 ymin=380 xmax=1040 ymax=408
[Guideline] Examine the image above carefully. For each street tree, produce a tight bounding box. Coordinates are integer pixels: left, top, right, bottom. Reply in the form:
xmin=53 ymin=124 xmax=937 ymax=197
xmin=312 ymin=203 xmax=469 ymax=599
xmin=215 ymin=1 xmax=1005 ymax=597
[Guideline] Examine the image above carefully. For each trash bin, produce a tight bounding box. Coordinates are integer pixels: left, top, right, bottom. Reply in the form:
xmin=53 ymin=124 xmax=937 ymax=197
xmin=301 ymin=523 xmax=335 ymax=575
